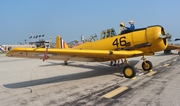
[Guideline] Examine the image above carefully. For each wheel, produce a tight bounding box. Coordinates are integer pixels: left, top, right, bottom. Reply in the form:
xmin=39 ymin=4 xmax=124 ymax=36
xmin=178 ymin=51 xmax=180 ymax=55
xmin=142 ymin=60 xmax=153 ymax=71
xmin=123 ymin=65 xmax=136 ymax=78
xmin=164 ymin=50 xmax=167 ymax=54
xmin=164 ymin=50 xmax=171 ymax=54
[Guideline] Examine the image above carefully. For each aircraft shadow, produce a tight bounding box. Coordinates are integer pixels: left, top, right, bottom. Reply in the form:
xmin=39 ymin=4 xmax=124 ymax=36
xmin=3 ymin=60 xmax=139 ymax=89
xmin=40 ymin=61 xmax=75 ymax=66
xmin=42 ymin=60 xmax=139 ymax=70
xmin=40 ymin=61 xmax=109 ymax=70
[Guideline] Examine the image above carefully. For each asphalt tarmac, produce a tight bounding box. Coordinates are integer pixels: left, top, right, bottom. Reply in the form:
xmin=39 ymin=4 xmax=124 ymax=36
xmin=0 ymin=50 xmax=180 ymax=106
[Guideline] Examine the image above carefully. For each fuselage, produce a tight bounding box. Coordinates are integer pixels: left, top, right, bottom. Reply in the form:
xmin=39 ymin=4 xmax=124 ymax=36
xmin=72 ymin=25 xmax=168 ymax=55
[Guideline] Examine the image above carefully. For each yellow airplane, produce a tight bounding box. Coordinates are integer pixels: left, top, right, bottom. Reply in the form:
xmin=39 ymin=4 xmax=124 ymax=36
xmin=6 ymin=25 xmax=170 ymax=78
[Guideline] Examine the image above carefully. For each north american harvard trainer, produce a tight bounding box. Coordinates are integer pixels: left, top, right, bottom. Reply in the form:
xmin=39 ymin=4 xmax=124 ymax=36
xmin=7 ymin=25 xmax=171 ymax=78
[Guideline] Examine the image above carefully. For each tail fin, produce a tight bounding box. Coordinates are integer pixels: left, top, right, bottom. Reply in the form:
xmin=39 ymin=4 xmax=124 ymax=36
xmin=55 ymin=35 xmax=69 ymax=49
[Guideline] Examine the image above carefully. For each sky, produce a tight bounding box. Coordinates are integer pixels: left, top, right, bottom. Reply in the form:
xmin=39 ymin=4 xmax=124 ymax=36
xmin=0 ymin=0 xmax=180 ymax=45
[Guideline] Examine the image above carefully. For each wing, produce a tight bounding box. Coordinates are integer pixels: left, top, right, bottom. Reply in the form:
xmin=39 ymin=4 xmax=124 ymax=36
xmin=6 ymin=48 xmax=144 ymax=62
xmin=165 ymin=45 xmax=180 ymax=50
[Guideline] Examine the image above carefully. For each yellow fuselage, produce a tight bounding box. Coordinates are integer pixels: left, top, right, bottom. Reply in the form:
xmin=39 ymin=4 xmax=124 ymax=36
xmin=72 ymin=25 xmax=167 ymax=55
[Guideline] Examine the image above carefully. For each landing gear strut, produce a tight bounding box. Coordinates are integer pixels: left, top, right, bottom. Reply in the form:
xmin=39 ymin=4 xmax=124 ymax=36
xmin=141 ymin=56 xmax=153 ymax=71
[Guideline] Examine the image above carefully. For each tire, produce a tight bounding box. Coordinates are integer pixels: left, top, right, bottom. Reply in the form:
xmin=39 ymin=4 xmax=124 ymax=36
xmin=164 ymin=50 xmax=171 ymax=54
xmin=164 ymin=50 xmax=167 ymax=54
xmin=123 ymin=65 xmax=136 ymax=78
xmin=178 ymin=51 xmax=180 ymax=55
xmin=142 ymin=60 xmax=153 ymax=71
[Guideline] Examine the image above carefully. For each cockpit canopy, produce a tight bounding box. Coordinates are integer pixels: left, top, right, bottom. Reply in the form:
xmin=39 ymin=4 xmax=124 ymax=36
xmin=100 ymin=28 xmax=116 ymax=39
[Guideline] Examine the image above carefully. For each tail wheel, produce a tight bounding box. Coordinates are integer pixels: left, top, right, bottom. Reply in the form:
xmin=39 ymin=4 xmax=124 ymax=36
xmin=142 ymin=60 xmax=153 ymax=71
xmin=123 ymin=65 xmax=136 ymax=78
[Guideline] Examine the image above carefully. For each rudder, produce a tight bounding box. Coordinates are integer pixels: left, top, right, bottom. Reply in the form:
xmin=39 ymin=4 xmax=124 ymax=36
xmin=55 ymin=35 xmax=69 ymax=49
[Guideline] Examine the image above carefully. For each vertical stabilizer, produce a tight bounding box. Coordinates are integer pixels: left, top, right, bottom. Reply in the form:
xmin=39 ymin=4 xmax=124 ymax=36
xmin=55 ymin=35 xmax=69 ymax=49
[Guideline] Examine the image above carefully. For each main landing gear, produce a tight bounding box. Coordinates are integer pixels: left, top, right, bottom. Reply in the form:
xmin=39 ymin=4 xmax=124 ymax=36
xmin=141 ymin=56 xmax=153 ymax=71
xmin=123 ymin=56 xmax=153 ymax=78
xmin=123 ymin=65 xmax=136 ymax=78
xmin=123 ymin=58 xmax=136 ymax=78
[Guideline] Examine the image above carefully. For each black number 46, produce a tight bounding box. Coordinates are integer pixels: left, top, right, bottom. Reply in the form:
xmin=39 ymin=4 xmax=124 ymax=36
xmin=112 ymin=36 xmax=131 ymax=47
